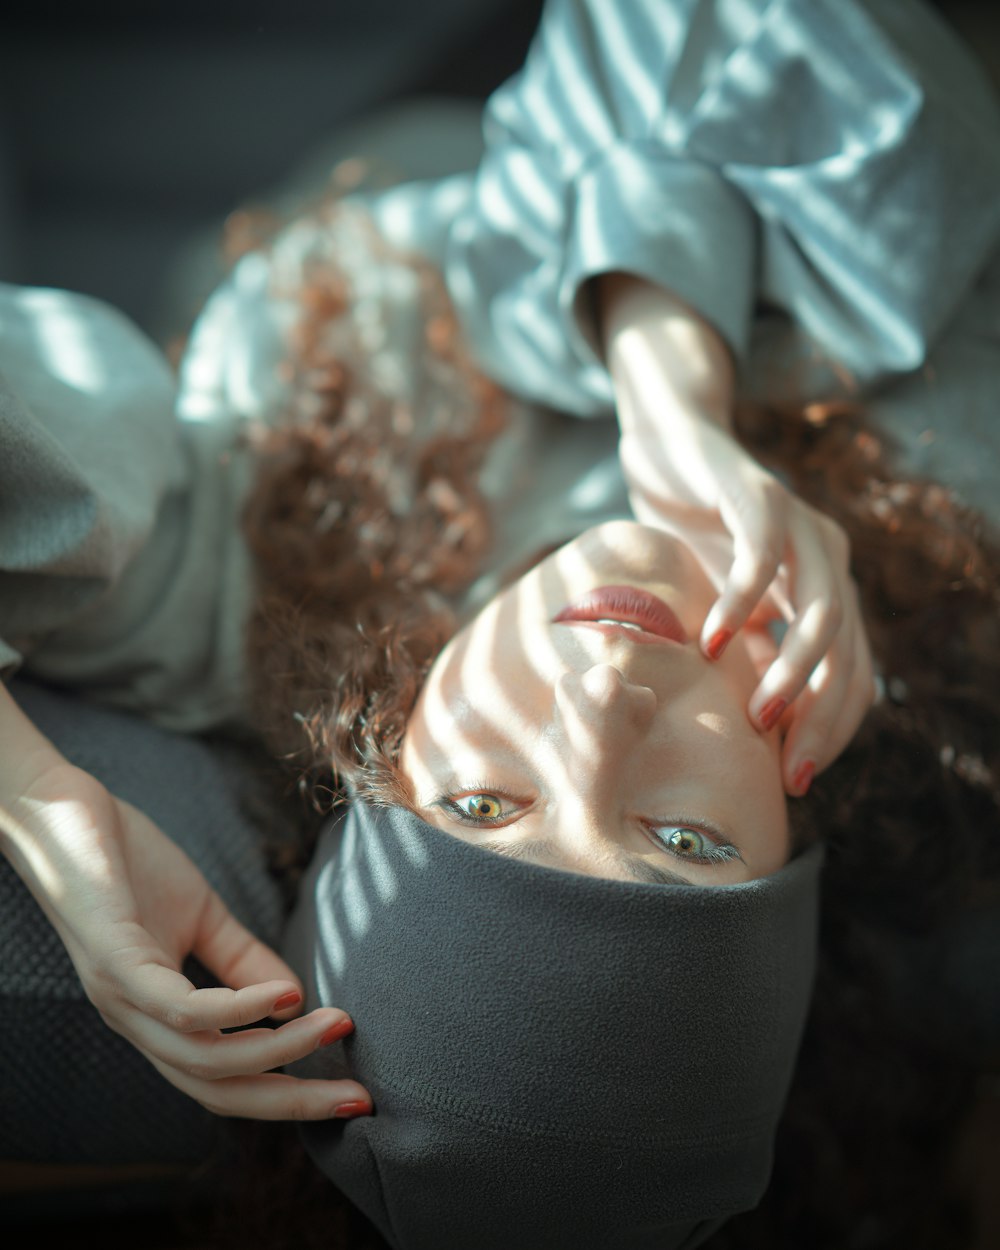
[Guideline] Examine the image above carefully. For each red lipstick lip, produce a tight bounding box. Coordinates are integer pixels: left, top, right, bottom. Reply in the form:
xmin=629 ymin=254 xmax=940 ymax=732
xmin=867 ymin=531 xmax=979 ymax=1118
xmin=553 ymin=585 xmax=688 ymax=645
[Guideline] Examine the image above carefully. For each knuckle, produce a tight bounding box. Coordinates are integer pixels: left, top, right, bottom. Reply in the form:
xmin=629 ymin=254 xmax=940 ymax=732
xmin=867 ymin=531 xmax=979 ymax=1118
xmin=274 ymin=1038 xmax=309 ymax=1071
xmin=95 ymin=1007 xmax=126 ymax=1037
xmin=232 ymin=996 xmax=264 ymax=1030
xmin=803 ymin=595 xmax=842 ymax=639
xmin=184 ymin=1054 xmax=217 ymax=1083
xmin=819 ymin=596 xmax=844 ymax=633
xmin=286 ymin=1096 xmax=315 ymax=1123
xmin=87 ymin=961 xmax=126 ymax=1006
xmin=88 ymin=957 xmax=116 ymax=989
xmin=163 ymin=1005 xmax=197 ymax=1033
xmin=730 ymin=561 xmax=776 ymax=604
xmin=757 ymin=545 xmax=783 ymax=577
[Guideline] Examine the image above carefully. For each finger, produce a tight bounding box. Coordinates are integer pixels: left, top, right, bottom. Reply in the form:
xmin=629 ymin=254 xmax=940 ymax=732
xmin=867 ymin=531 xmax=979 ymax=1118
xmin=112 ymin=960 xmax=307 ymax=1034
xmin=746 ymin=520 xmax=851 ymax=725
xmin=781 ymin=623 xmax=878 ymax=794
xmin=192 ymin=889 xmax=305 ymax=1020
xmin=772 ymin=655 xmax=846 ymax=797
xmin=147 ymin=1060 xmax=373 ymax=1122
xmin=133 ymin=1005 xmax=358 ymax=1083
xmin=700 ymin=481 xmax=788 ymax=657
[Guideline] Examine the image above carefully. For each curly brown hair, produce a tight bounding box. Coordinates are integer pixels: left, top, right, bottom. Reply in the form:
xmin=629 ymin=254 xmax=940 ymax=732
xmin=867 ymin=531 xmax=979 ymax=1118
xmin=239 ymin=200 xmax=507 ymax=873
xmin=706 ymin=401 xmax=1000 ymax=1250
xmin=223 ymin=201 xmax=1000 ymax=1250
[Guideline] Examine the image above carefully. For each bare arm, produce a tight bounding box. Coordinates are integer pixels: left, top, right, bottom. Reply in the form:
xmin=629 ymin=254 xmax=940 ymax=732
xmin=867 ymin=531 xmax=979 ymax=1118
xmin=0 ymin=681 xmax=371 ymax=1121
xmin=595 ymin=272 xmax=876 ymax=795
xmin=598 ymin=272 xmax=735 ymax=432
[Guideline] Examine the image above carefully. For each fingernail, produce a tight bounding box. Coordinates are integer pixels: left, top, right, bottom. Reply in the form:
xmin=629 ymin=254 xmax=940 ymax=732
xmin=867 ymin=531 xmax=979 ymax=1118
xmin=318 ymin=1019 xmax=354 ymax=1049
xmin=757 ymin=697 xmax=787 ymax=732
xmin=272 ymin=990 xmax=302 ymax=1012
xmin=333 ymin=1100 xmax=372 ymax=1119
xmin=791 ymin=759 xmax=815 ymax=796
xmin=705 ymin=628 xmax=733 ymax=660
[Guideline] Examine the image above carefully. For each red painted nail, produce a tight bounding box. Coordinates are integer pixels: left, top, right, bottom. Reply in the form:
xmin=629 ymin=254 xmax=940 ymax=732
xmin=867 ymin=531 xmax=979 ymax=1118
xmin=705 ymin=629 xmax=733 ymax=660
xmin=333 ymin=1100 xmax=372 ymax=1119
xmin=318 ymin=1019 xmax=354 ymax=1048
xmin=791 ymin=760 xmax=816 ymax=796
xmin=757 ymin=696 xmax=787 ymax=732
xmin=272 ymin=990 xmax=302 ymax=1013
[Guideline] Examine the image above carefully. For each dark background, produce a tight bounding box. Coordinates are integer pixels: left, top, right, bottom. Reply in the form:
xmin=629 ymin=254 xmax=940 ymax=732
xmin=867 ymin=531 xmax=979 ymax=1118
xmin=0 ymin=0 xmax=545 ymax=338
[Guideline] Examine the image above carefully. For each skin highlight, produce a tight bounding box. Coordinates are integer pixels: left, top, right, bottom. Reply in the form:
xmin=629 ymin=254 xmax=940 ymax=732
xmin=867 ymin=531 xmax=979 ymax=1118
xmin=401 ymin=520 xmax=791 ymax=885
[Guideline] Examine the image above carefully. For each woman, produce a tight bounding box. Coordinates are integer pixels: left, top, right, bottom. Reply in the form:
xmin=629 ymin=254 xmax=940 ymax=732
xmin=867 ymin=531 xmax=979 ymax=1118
xmin=2 ymin=1 xmax=999 ymax=1247
xmin=0 ymin=222 xmax=828 ymax=1248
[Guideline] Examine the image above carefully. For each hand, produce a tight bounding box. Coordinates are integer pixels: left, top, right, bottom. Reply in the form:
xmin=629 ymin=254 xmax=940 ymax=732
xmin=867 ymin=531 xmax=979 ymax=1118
xmin=618 ymin=411 xmax=877 ymax=792
xmin=9 ymin=762 xmax=372 ymax=1120
xmin=598 ymin=272 xmax=876 ymax=792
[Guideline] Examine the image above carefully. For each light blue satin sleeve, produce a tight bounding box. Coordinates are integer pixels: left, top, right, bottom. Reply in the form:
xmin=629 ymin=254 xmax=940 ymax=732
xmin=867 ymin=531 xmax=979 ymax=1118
xmin=445 ymin=0 xmax=1000 ymax=415
xmin=0 ymin=281 xmax=257 ymax=730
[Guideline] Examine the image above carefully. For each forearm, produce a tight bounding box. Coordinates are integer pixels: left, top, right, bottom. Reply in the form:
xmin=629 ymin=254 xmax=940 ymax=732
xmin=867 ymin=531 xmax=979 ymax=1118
xmin=0 ymin=679 xmax=72 ymax=847
xmin=596 ymin=272 xmax=735 ymax=433
xmin=0 ymin=681 xmax=114 ymax=929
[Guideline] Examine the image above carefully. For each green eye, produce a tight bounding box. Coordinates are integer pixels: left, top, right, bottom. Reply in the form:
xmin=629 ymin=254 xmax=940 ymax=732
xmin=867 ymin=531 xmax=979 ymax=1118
xmin=457 ymin=794 xmax=506 ymax=820
xmin=435 ymin=790 xmax=523 ymax=826
xmin=661 ymin=828 xmax=709 ymax=857
xmin=651 ymin=825 xmax=741 ymax=866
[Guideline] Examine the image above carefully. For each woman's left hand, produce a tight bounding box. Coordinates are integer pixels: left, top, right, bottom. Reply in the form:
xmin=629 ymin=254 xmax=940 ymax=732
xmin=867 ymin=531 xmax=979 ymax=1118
xmin=1 ymin=742 xmax=371 ymax=1121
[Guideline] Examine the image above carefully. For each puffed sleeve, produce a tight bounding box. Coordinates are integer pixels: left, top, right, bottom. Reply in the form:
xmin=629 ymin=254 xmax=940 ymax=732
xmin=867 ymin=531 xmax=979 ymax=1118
xmin=0 ymin=275 xmax=272 ymax=734
xmin=0 ymin=283 xmax=184 ymax=674
xmin=445 ymin=0 xmax=1000 ymax=415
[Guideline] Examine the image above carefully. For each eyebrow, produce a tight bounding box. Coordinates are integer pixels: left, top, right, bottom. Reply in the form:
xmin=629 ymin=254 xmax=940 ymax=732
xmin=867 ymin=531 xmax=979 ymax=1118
xmin=475 ymin=837 xmax=696 ymax=887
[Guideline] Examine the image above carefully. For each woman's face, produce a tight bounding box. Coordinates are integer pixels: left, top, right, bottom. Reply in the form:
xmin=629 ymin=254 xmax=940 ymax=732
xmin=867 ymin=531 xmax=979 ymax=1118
xmin=401 ymin=521 xmax=790 ymax=885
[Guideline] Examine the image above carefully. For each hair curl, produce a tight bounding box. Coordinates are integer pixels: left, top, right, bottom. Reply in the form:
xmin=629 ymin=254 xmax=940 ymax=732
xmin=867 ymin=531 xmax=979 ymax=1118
xmin=706 ymin=401 xmax=1000 ymax=1250
xmin=239 ymin=199 xmax=507 ymax=880
xmin=221 ymin=201 xmax=999 ymax=1250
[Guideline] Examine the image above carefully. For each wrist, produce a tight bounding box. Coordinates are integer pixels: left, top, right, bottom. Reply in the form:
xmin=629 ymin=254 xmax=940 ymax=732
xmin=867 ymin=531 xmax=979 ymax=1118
xmin=0 ymin=684 xmax=111 ymax=882
xmin=598 ymin=272 xmax=735 ymax=432
xmin=1 ymin=758 xmax=119 ymax=956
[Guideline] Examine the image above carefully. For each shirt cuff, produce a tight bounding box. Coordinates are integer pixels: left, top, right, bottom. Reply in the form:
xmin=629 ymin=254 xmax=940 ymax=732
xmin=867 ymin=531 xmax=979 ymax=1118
xmin=561 ymin=144 xmax=757 ymax=379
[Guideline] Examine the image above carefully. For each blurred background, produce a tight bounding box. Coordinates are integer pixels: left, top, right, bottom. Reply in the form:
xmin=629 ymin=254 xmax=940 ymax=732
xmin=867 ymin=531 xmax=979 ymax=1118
xmin=2 ymin=1 xmax=995 ymax=352
xmin=0 ymin=0 xmax=544 ymax=342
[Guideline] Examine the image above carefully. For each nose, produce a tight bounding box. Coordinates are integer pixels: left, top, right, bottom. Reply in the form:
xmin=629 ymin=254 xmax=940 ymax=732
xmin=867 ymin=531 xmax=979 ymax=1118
xmin=552 ymin=664 xmax=656 ymax=769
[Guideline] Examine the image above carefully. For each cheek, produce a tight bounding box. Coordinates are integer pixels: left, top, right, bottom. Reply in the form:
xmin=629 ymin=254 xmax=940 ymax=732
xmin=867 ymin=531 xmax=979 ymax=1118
xmin=399 ymin=686 xmax=437 ymax=794
xmin=728 ymin=738 xmax=790 ymax=870
xmin=400 ymin=634 xmax=539 ymax=786
xmin=679 ymin=675 xmax=790 ymax=866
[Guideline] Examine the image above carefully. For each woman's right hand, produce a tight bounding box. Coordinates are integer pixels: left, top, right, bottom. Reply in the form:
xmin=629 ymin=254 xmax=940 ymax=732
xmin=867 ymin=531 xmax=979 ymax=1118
xmin=601 ymin=272 xmax=877 ymax=792
xmin=618 ymin=413 xmax=877 ymax=791
xmin=4 ymin=752 xmax=372 ymax=1121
